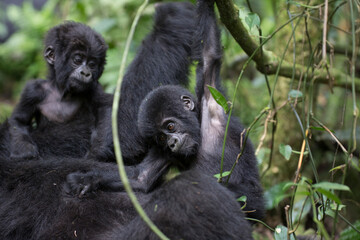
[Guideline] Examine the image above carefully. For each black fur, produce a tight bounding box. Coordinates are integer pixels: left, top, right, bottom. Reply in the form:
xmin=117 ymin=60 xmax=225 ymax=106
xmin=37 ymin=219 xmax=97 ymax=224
xmin=100 ymin=171 xmax=253 ymax=240
xmin=88 ymin=2 xmax=196 ymax=164
xmin=8 ymin=21 xmax=110 ymax=160
xmin=0 ymin=3 xmax=207 ymax=240
xmin=122 ymin=0 xmax=265 ymax=221
xmin=94 ymin=1 xmax=256 ymax=238
xmin=0 ymin=152 xmax=143 ymax=240
xmin=193 ymin=0 xmax=264 ymax=220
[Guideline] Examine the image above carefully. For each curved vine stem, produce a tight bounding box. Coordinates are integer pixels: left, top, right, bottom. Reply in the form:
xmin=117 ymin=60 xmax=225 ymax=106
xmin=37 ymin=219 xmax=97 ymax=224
xmin=111 ymin=1 xmax=169 ymax=239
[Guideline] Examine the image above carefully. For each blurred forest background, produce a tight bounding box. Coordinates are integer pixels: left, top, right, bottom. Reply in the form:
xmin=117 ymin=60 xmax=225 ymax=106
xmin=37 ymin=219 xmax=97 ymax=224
xmin=0 ymin=0 xmax=359 ymax=239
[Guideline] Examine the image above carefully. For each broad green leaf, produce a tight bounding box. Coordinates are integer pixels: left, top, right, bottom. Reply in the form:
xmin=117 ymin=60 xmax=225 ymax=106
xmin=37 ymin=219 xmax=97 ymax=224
xmin=264 ymin=182 xmax=291 ymax=210
xmin=325 ymin=204 xmax=346 ymax=219
xmin=274 ymin=225 xmax=295 ymax=240
xmin=288 ymin=89 xmax=303 ymax=99
xmin=325 ymin=208 xmax=336 ymax=218
xmin=283 ymin=182 xmax=297 ymax=191
xmin=292 ymin=197 xmax=311 ymax=223
xmin=293 ymin=191 xmax=311 ymax=196
xmin=237 ymin=196 xmax=247 ymax=203
xmin=316 ymin=188 xmax=341 ymax=204
xmin=213 ymin=171 xmax=230 ymax=180
xmin=313 ymin=182 xmax=350 ymax=191
xmin=245 ymin=12 xmax=260 ymax=30
xmin=207 ymin=85 xmax=230 ymax=114
xmin=279 ymin=144 xmax=292 ymax=160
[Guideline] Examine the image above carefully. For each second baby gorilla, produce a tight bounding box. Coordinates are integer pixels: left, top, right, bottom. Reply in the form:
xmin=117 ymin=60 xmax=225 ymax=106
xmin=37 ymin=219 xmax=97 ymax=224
xmin=8 ymin=21 xmax=110 ymax=160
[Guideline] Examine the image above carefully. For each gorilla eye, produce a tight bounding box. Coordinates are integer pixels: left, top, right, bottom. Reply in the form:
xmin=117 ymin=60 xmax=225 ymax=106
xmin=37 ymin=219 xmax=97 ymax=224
xmin=167 ymin=122 xmax=175 ymax=131
xmin=159 ymin=134 xmax=166 ymax=142
xmin=73 ymin=55 xmax=83 ymax=65
xmin=88 ymin=60 xmax=96 ymax=69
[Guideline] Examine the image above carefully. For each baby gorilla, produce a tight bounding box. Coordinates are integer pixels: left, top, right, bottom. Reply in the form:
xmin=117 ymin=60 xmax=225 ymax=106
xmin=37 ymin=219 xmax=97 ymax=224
xmin=72 ymin=85 xmax=251 ymax=239
xmin=8 ymin=21 xmax=109 ymax=160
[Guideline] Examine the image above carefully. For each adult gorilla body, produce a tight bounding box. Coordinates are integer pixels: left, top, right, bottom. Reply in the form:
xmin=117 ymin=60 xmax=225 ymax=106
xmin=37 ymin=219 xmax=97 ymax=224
xmin=0 ymin=155 xmax=140 ymax=240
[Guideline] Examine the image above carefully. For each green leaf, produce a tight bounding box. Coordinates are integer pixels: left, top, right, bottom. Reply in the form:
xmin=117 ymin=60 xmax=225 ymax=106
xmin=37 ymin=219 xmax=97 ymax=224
xmin=164 ymin=167 xmax=180 ymax=182
xmin=237 ymin=196 xmax=247 ymax=203
xmin=288 ymin=89 xmax=303 ymax=98
xmin=325 ymin=204 xmax=346 ymax=219
xmin=340 ymin=220 xmax=360 ymax=240
xmin=245 ymin=12 xmax=260 ymax=30
xmin=274 ymin=225 xmax=295 ymax=240
xmin=315 ymin=188 xmax=341 ymax=204
xmin=291 ymin=197 xmax=311 ymax=223
xmin=264 ymin=182 xmax=291 ymax=210
xmin=279 ymin=144 xmax=292 ymax=160
xmin=330 ymin=203 xmax=346 ymax=211
xmin=329 ymin=165 xmax=346 ymax=173
xmin=313 ymin=182 xmax=350 ymax=191
xmin=325 ymin=208 xmax=336 ymax=218
xmin=207 ymin=86 xmax=230 ymax=114
xmin=213 ymin=171 xmax=230 ymax=180
xmin=283 ymin=182 xmax=297 ymax=191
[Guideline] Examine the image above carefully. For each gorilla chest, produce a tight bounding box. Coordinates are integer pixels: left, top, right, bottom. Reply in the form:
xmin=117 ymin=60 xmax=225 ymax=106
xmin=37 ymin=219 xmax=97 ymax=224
xmin=38 ymin=89 xmax=82 ymax=123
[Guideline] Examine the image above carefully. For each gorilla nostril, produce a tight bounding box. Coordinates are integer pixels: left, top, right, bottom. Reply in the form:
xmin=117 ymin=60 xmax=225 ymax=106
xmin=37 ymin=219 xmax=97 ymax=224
xmin=169 ymin=138 xmax=178 ymax=150
xmin=81 ymin=71 xmax=91 ymax=77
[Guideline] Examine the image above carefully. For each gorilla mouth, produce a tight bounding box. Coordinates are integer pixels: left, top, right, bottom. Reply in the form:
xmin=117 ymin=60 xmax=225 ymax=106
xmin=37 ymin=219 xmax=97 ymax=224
xmin=171 ymin=135 xmax=198 ymax=157
xmin=169 ymin=137 xmax=184 ymax=153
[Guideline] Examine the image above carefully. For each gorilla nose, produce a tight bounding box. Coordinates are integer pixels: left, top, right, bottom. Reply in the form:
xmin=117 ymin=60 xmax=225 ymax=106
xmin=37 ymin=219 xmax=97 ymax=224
xmin=81 ymin=70 xmax=91 ymax=77
xmin=80 ymin=69 xmax=92 ymax=82
xmin=168 ymin=137 xmax=180 ymax=152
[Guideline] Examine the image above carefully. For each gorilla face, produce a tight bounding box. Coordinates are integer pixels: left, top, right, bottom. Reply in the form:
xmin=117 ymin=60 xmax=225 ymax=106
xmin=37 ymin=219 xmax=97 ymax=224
xmin=138 ymin=85 xmax=201 ymax=158
xmin=155 ymin=116 xmax=199 ymax=156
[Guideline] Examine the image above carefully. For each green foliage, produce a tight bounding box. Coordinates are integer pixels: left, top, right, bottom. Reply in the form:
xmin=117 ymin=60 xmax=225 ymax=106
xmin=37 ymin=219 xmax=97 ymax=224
xmin=245 ymin=12 xmax=260 ymax=30
xmin=340 ymin=220 xmax=360 ymax=240
xmin=213 ymin=171 xmax=230 ymax=180
xmin=0 ymin=103 xmax=13 ymax=121
xmin=237 ymin=195 xmax=247 ymax=203
xmin=279 ymin=144 xmax=292 ymax=160
xmin=264 ymin=182 xmax=291 ymax=210
xmin=312 ymin=182 xmax=350 ymax=192
xmin=274 ymin=225 xmax=295 ymax=240
xmin=207 ymin=85 xmax=230 ymax=113
xmin=164 ymin=167 xmax=181 ymax=182
xmin=288 ymin=89 xmax=303 ymax=99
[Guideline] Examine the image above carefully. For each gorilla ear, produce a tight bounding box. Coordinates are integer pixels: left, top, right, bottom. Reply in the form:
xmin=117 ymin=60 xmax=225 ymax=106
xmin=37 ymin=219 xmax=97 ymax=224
xmin=181 ymin=95 xmax=195 ymax=111
xmin=44 ymin=46 xmax=55 ymax=65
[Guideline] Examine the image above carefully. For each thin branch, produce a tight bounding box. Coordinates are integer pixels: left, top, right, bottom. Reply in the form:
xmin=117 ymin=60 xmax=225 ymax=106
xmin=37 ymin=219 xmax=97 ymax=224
xmin=322 ymin=0 xmax=329 ymax=62
xmin=214 ymin=0 xmax=360 ymax=91
xmin=111 ymin=1 xmax=169 ymax=239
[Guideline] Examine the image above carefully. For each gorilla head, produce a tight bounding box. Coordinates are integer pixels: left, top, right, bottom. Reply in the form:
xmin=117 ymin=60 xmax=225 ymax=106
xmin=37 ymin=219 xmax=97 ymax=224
xmin=138 ymin=85 xmax=200 ymax=158
xmin=44 ymin=21 xmax=108 ymax=94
